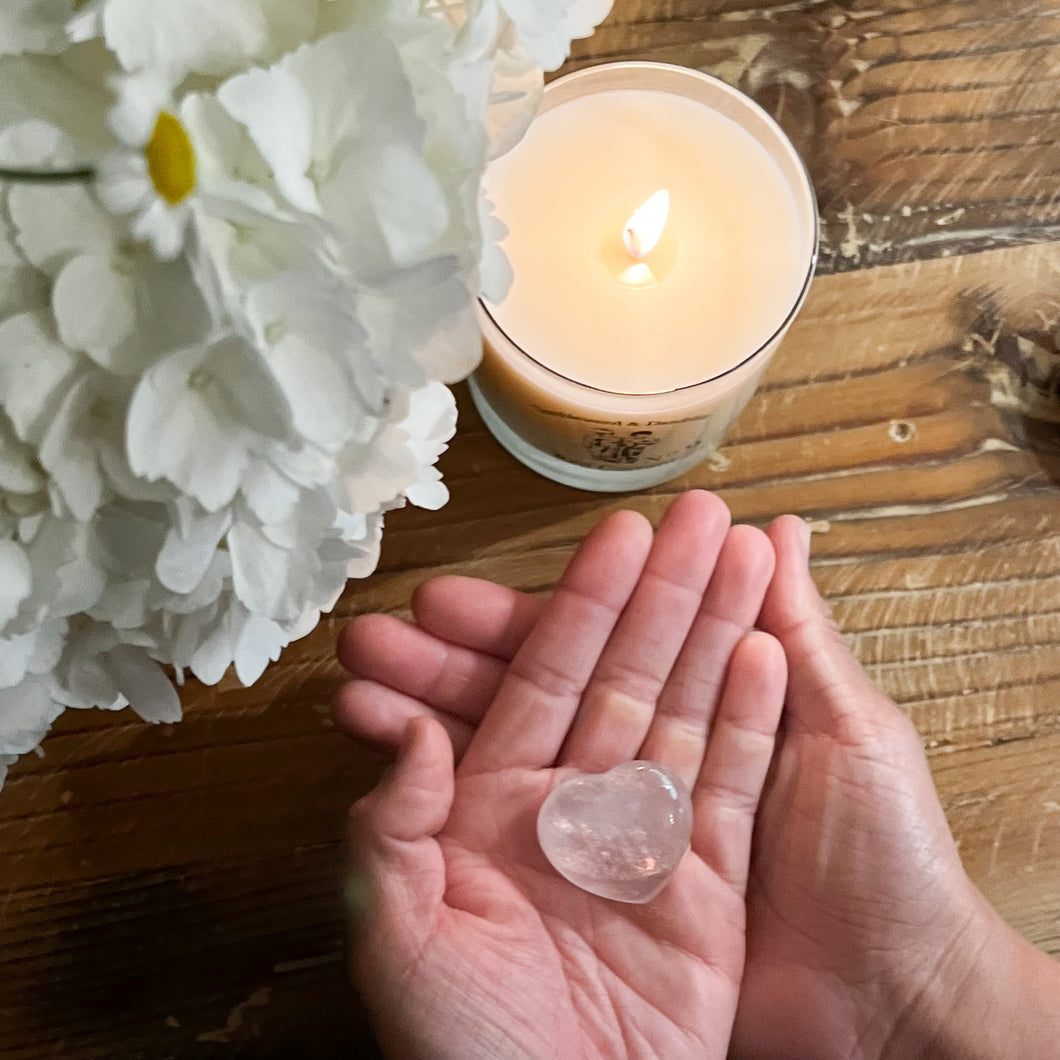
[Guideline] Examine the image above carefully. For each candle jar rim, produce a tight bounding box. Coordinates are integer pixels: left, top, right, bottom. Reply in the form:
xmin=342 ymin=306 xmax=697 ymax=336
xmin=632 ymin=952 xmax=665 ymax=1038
xmin=480 ymin=60 xmax=820 ymax=399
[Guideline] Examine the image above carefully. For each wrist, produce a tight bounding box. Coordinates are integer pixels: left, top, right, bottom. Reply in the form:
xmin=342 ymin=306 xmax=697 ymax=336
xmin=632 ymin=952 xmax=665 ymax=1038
xmin=881 ymin=887 xmax=1060 ymax=1060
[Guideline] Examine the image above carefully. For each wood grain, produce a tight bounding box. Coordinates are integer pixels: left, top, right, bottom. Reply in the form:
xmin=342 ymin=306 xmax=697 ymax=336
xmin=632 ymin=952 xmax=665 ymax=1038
xmin=564 ymin=0 xmax=1060 ymax=271
xmin=4 ymin=2 xmax=1060 ymax=1057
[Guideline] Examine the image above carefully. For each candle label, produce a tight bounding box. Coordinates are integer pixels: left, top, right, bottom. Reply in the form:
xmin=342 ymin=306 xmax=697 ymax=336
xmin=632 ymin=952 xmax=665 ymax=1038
xmin=471 ymin=349 xmax=761 ymax=473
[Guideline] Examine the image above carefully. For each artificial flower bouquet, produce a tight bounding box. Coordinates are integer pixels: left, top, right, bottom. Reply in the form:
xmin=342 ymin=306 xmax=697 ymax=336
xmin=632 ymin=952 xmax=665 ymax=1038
xmin=0 ymin=0 xmax=611 ymax=787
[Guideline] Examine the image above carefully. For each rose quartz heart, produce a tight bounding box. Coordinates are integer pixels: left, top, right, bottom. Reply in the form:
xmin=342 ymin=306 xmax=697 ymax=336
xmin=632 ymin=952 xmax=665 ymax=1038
xmin=536 ymin=761 xmax=692 ymax=903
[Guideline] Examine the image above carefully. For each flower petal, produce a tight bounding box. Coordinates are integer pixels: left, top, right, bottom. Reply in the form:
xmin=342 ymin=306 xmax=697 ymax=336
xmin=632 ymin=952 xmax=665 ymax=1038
xmin=228 ymin=519 xmax=320 ymax=622
xmin=0 ymin=310 xmax=79 ymax=444
xmin=8 ymin=183 xmax=117 ymax=274
xmin=126 ymin=336 xmax=289 ymax=511
xmin=103 ymin=0 xmax=266 ymax=78
xmin=0 ymin=50 xmax=113 ymax=158
xmin=0 ymin=415 xmax=44 ymax=495
xmin=100 ymin=644 xmax=181 ymax=723
xmin=0 ymin=754 xmax=16 ymax=787
xmin=156 ymin=505 xmax=230 ymax=594
xmin=233 ymin=614 xmax=287 ymax=686
xmin=0 ymin=540 xmax=32 ymax=629
xmin=36 ymin=373 xmax=109 ymax=521
xmin=0 ymin=0 xmax=74 ymax=57
xmin=217 ymin=65 xmax=320 ymax=214
xmin=52 ymin=252 xmax=137 ymax=362
xmin=0 ymin=673 xmax=61 ymax=754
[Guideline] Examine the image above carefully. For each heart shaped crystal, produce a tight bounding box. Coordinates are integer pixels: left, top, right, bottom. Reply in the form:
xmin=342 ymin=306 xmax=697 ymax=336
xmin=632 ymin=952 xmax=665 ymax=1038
xmin=536 ymin=761 xmax=692 ymax=904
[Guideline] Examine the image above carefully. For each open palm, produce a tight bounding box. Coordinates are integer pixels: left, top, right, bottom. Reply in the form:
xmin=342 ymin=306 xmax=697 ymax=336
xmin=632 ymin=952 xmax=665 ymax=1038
xmin=341 ymin=493 xmax=785 ymax=1060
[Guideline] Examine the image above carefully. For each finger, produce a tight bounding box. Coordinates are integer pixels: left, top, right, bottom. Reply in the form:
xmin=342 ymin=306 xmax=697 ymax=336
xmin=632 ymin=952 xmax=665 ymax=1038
xmin=759 ymin=515 xmax=904 ymax=739
xmin=413 ymin=576 xmax=543 ymax=660
xmin=352 ymin=716 xmax=454 ymax=846
xmin=561 ymin=490 xmax=731 ymax=773
xmin=690 ymin=631 xmax=785 ymax=891
xmin=347 ymin=717 xmax=453 ymax=927
xmin=346 ymin=718 xmax=454 ymax=1057
xmin=460 ymin=509 xmax=654 ymax=775
xmin=638 ymin=524 xmax=776 ymax=788
xmin=333 ymin=678 xmax=475 ymax=758
xmin=337 ymin=613 xmax=507 ymax=722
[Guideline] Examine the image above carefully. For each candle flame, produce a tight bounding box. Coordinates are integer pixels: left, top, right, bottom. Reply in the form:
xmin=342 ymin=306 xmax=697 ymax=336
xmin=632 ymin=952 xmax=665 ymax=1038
xmin=619 ymin=262 xmax=655 ymax=288
xmin=622 ymin=190 xmax=669 ymax=259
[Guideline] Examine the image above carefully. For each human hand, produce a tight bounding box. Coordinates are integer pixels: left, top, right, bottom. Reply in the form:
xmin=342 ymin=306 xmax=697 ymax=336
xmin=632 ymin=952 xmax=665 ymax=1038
xmin=336 ymin=491 xmax=785 ymax=1060
xmin=337 ymin=494 xmax=1060 ymax=1060
xmin=730 ymin=516 xmax=996 ymax=1059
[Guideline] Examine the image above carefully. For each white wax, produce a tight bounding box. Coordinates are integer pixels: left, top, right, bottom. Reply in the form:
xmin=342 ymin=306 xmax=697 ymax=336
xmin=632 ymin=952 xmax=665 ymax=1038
xmin=483 ymin=88 xmax=806 ymax=395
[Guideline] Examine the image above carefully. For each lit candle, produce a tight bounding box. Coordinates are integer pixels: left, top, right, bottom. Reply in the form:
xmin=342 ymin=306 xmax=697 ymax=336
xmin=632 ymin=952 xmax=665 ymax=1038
xmin=471 ymin=62 xmax=817 ymax=491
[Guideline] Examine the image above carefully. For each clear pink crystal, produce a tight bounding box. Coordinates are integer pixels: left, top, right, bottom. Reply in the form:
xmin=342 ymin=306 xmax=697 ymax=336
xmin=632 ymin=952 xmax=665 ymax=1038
xmin=537 ymin=761 xmax=692 ymax=903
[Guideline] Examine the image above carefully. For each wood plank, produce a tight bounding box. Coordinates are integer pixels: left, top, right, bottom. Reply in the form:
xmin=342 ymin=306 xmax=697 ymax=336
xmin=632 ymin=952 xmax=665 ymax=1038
xmin=564 ymin=0 xmax=1060 ymax=270
xmin=6 ymin=6 xmax=1060 ymax=1057
xmin=7 ymin=244 xmax=1060 ymax=1056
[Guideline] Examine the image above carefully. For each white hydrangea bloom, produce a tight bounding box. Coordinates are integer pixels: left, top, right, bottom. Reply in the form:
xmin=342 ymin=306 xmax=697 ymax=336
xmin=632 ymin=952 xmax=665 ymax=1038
xmin=0 ymin=0 xmax=614 ymax=787
xmin=0 ymin=0 xmax=80 ymax=58
xmin=100 ymin=0 xmax=319 ymax=83
xmin=0 ymin=46 xmax=114 ymax=160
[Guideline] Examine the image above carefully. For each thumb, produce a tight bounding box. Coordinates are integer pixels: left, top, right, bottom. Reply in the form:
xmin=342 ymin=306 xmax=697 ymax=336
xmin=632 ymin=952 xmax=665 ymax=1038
xmin=347 ymin=716 xmax=454 ymax=935
xmin=759 ymin=515 xmax=908 ymax=740
xmin=358 ymin=715 xmax=455 ymax=845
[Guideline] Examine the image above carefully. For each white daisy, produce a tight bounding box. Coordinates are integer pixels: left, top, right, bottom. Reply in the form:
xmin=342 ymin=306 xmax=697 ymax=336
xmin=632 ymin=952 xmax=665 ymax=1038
xmin=96 ymin=73 xmax=198 ymax=259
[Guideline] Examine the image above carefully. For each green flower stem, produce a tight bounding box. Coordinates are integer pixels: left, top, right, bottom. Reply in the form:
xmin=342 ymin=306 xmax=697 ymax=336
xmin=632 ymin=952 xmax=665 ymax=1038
xmin=0 ymin=167 xmax=95 ymax=184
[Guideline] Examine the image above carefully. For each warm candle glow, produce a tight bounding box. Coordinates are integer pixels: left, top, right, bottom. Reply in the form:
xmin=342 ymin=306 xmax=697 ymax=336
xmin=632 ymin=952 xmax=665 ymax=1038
xmin=622 ymin=189 xmax=670 ymax=258
xmin=618 ymin=262 xmax=656 ymax=287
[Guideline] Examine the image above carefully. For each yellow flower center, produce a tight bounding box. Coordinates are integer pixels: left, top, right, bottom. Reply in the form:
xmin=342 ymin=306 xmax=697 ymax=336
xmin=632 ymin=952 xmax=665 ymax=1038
xmin=145 ymin=112 xmax=195 ymax=206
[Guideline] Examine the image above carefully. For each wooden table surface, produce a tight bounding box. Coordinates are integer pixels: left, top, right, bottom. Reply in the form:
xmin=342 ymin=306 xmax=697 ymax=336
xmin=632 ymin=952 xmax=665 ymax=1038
xmin=5 ymin=2 xmax=1060 ymax=1057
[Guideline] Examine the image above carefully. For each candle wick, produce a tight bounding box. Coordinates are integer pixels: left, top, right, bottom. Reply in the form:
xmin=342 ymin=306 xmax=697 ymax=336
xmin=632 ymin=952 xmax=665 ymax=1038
xmin=624 ymin=226 xmax=648 ymax=259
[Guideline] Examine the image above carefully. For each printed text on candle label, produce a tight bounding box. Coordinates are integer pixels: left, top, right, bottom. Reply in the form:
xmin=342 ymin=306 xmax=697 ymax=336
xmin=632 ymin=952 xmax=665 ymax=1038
xmin=582 ymin=428 xmax=660 ymax=465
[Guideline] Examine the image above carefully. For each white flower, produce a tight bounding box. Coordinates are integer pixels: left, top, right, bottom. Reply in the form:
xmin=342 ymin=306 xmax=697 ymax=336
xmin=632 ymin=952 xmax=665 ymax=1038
xmin=97 ymin=74 xmax=198 ymax=259
xmin=155 ymin=498 xmax=230 ymax=596
xmin=125 ymin=333 xmax=294 ymax=512
xmin=3 ymin=157 xmax=215 ymax=521
xmin=217 ymin=27 xmax=451 ymax=274
xmin=0 ymin=674 xmax=63 ymax=756
xmin=400 ymin=383 xmax=459 ymax=510
xmin=244 ymin=265 xmax=380 ymax=448
xmin=342 ymin=382 xmax=457 ymax=514
xmin=444 ymin=0 xmax=543 ymax=159
xmin=227 ymin=491 xmax=335 ymax=623
xmin=183 ymin=590 xmax=314 ymax=687
xmin=0 ymin=413 xmax=45 ymax=542
xmin=67 ymin=1 xmax=103 ymax=45
xmin=99 ymin=0 xmax=318 ymax=83
xmin=0 ymin=0 xmax=80 ymax=58
xmin=0 ymin=0 xmax=613 ymax=790
xmin=7 ymin=168 xmax=217 ymax=380
xmin=0 ymin=47 xmax=114 ymax=159
xmin=0 ymin=309 xmax=81 ymax=447
xmin=495 ymin=0 xmax=612 ymax=71
xmin=0 ymin=540 xmax=33 ymax=631
xmin=53 ymin=620 xmax=180 ymax=722
xmin=27 ymin=517 xmax=106 ymax=624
